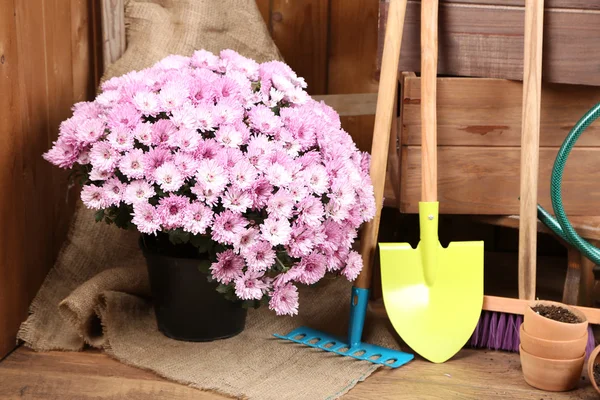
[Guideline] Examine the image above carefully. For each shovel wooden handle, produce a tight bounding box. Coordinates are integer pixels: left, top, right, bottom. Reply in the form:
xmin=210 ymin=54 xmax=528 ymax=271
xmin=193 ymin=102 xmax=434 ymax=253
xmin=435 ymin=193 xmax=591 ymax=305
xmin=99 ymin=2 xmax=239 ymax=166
xmin=421 ymin=0 xmax=439 ymax=203
xmin=356 ymin=0 xmax=407 ymax=290
xmin=518 ymin=0 xmax=544 ymax=301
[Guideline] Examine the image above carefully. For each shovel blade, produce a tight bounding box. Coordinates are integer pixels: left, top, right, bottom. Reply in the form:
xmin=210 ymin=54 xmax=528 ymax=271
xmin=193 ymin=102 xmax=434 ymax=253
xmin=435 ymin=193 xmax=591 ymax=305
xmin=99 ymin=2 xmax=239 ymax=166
xmin=379 ymin=240 xmax=484 ymax=363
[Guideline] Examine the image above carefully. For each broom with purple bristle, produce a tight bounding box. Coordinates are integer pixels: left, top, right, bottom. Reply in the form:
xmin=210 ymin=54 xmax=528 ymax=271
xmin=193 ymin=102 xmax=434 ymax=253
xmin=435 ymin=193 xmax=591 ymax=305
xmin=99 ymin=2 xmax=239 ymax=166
xmin=468 ymin=309 xmax=596 ymax=358
xmin=465 ymin=0 xmax=597 ymax=359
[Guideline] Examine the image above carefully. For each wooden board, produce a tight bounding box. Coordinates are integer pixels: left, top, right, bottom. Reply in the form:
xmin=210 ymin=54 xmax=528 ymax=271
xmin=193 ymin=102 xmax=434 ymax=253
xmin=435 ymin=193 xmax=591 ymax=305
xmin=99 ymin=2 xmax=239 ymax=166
xmin=400 ymin=146 xmax=600 ymax=215
xmin=271 ymin=0 xmax=329 ymax=95
xmin=1 ymin=346 xmax=598 ymax=399
xmin=379 ymin=1 xmax=600 ymax=86
xmin=0 ymin=0 xmax=92 ymax=359
xmin=402 ymin=77 xmax=600 ymax=147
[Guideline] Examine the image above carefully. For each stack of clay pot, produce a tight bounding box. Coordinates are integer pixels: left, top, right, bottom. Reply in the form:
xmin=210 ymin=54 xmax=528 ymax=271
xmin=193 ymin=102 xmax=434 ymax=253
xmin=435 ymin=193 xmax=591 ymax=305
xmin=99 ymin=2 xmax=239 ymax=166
xmin=519 ymin=300 xmax=588 ymax=392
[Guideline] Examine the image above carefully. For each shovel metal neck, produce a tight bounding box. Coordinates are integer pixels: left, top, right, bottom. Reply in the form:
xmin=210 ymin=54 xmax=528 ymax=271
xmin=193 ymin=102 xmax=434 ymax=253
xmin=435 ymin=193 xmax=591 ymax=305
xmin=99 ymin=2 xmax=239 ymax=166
xmin=419 ymin=201 xmax=440 ymax=287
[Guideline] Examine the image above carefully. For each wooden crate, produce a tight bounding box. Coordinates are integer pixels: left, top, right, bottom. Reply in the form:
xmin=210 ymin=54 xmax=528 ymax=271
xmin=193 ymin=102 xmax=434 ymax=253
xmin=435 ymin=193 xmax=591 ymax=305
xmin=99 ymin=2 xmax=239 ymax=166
xmin=378 ymin=0 xmax=600 ymax=86
xmin=398 ymin=75 xmax=600 ymax=215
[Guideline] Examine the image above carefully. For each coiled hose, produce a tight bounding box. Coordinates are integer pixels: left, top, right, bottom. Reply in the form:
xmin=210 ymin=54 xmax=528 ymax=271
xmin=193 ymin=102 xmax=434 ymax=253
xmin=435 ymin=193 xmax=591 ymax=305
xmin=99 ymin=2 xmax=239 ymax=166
xmin=537 ymin=102 xmax=600 ymax=265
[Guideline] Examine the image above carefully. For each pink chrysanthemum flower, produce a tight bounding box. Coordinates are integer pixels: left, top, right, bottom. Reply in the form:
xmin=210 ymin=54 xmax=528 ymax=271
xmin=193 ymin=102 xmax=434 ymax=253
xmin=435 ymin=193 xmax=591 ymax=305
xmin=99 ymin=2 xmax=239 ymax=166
xmin=222 ymin=187 xmax=253 ymax=214
xmin=89 ymin=167 xmax=111 ymax=182
xmin=191 ymin=49 xmax=220 ymax=70
xmin=173 ymin=152 xmax=199 ymax=179
xmin=132 ymin=91 xmax=160 ymax=115
xmin=107 ymin=126 xmax=135 ymax=152
xmin=230 ymin=160 xmax=258 ymax=190
xmin=213 ymin=97 xmax=244 ymax=126
xmin=76 ymin=119 xmax=106 ymax=145
xmin=107 ymin=103 xmax=141 ymax=130
xmin=341 ymin=250 xmax=363 ymax=281
xmin=158 ymin=80 xmax=189 ymax=112
xmin=103 ymin=177 xmax=126 ymax=206
xmin=244 ymin=240 xmax=276 ymax=272
xmin=43 ymin=138 xmax=78 ymax=169
xmin=264 ymin=162 xmax=292 ymax=188
xmin=269 ymin=283 xmax=299 ymax=316
xmin=211 ymin=210 xmax=248 ymax=245
xmin=151 ymin=119 xmax=178 ymax=147
xmin=260 ymin=217 xmax=292 ymax=246
xmin=131 ymin=202 xmax=161 ymax=235
xmin=267 ymin=190 xmax=294 ymax=219
xmin=249 ymin=178 xmax=273 ymax=209
xmin=133 ymin=122 xmax=155 ymax=146
xmin=234 ymin=227 xmax=259 ymax=255
xmin=119 ymin=149 xmax=145 ymax=180
xmin=195 ymin=103 xmax=215 ymax=132
xmin=169 ymin=128 xmax=200 ymax=153
xmin=196 ymin=159 xmax=228 ymax=192
xmin=143 ymin=147 xmax=173 ymax=181
xmin=234 ymin=271 xmax=269 ymax=300
xmin=248 ymin=104 xmax=282 ymax=135
xmin=292 ymin=252 xmax=327 ymax=285
xmin=286 ymin=223 xmax=317 ymax=258
xmin=301 ymin=164 xmax=328 ymax=195
xmin=89 ymin=141 xmax=119 ymax=172
xmin=155 ymin=162 xmax=184 ymax=192
xmin=123 ymin=180 xmax=155 ymax=205
xmin=183 ymin=202 xmax=213 ymax=235
xmin=157 ymin=194 xmax=189 ymax=230
xmin=210 ymin=249 xmax=244 ymax=284
xmin=296 ymin=196 xmax=324 ymax=227
xmin=80 ymin=184 xmax=107 ymax=209
xmin=215 ymin=124 xmax=243 ymax=148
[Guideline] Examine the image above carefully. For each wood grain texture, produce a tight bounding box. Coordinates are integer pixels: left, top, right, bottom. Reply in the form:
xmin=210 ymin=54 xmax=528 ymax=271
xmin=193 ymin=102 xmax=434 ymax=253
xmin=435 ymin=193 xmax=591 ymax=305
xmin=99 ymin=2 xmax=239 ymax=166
xmin=1 ymin=346 xmax=599 ymax=399
xmin=401 ymin=77 xmax=600 ymax=147
xmin=381 ymin=0 xmax=600 ymax=10
xmin=518 ymin=0 xmax=544 ymax=301
xmin=379 ymin=1 xmax=600 ymax=86
xmin=100 ymin=0 xmax=125 ymax=70
xmin=400 ymin=146 xmax=600 ymax=215
xmin=356 ymin=0 xmax=407 ymax=290
xmin=563 ymin=247 xmax=582 ymax=305
xmin=71 ymin=0 xmax=93 ymax=102
xmin=0 ymin=0 xmax=92 ymax=359
xmin=420 ymin=0 xmax=438 ymax=202
xmin=271 ymin=0 xmax=329 ymax=95
xmin=473 ymin=215 xmax=600 ymax=240
xmin=0 ymin=0 xmax=27 ymax=360
xmin=311 ymin=93 xmax=378 ymax=116
xmin=328 ymin=0 xmax=380 ymax=155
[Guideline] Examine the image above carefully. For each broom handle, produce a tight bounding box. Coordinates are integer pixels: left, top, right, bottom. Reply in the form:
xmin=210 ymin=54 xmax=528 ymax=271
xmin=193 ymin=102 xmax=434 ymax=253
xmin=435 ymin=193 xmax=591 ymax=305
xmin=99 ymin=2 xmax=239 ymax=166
xmin=421 ymin=0 xmax=438 ymax=202
xmin=518 ymin=0 xmax=544 ymax=301
xmin=356 ymin=0 xmax=407 ymax=289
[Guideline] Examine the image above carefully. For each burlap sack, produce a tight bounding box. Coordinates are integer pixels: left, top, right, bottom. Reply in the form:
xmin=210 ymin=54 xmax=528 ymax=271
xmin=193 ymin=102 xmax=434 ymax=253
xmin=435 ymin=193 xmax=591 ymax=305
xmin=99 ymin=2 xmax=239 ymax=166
xmin=18 ymin=1 xmax=407 ymax=399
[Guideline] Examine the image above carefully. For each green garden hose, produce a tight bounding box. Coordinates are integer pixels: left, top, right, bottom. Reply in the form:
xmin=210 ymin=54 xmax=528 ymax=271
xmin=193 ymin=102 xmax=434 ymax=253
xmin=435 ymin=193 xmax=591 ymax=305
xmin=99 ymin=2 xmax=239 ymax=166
xmin=537 ymin=102 xmax=600 ymax=265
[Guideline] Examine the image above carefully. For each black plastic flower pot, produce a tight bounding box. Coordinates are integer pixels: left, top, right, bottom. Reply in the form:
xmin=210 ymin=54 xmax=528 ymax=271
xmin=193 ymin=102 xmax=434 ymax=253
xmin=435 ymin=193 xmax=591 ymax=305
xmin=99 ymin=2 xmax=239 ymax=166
xmin=140 ymin=235 xmax=247 ymax=342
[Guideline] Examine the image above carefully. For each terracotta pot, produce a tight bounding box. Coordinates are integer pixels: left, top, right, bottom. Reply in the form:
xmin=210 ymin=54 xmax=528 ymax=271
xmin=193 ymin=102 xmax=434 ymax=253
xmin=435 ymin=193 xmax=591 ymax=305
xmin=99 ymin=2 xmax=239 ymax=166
xmin=587 ymin=345 xmax=600 ymax=395
xmin=524 ymin=300 xmax=588 ymax=341
xmin=520 ymin=324 xmax=587 ymax=360
xmin=520 ymin=345 xmax=585 ymax=392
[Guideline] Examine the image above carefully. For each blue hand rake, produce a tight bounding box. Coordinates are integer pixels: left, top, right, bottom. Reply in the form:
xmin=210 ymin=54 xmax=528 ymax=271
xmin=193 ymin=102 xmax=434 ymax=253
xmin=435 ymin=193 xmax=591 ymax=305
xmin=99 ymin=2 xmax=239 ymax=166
xmin=273 ymin=0 xmax=414 ymax=369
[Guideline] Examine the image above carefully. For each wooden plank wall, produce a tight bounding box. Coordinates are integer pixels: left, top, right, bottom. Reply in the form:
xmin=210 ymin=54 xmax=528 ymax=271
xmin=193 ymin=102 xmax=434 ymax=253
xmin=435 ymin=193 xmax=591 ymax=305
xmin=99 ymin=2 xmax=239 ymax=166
xmin=378 ymin=0 xmax=600 ymax=86
xmin=0 ymin=0 xmax=95 ymax=359
xmin=257 ymin=0 xmax=381 ymax=153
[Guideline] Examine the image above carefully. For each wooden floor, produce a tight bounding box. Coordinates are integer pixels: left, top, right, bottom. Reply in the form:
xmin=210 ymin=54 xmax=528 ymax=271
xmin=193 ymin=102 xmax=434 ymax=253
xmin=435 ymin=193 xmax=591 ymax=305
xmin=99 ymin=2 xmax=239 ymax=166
xmin=0 ymin=346 xmax=598 ymax=399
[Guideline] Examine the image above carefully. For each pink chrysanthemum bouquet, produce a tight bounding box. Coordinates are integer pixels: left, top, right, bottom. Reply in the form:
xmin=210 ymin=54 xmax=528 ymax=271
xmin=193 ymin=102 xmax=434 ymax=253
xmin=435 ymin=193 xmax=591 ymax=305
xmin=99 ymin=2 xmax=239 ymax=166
xmin=44 ymin=49 xmax=376 ymax=316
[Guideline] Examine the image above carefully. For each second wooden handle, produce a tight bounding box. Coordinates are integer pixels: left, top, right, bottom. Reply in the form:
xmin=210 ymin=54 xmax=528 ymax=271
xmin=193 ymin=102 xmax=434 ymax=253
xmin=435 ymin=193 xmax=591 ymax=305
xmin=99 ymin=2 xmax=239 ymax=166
xmin=518 ymin=0 xmax=544 ymax=301
xmin=421 ymin=0 xmax=439 ymax=202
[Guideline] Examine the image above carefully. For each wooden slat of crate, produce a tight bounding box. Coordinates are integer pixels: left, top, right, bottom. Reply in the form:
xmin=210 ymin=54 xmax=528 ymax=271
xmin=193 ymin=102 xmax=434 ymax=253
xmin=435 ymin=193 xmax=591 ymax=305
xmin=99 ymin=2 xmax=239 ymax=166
xmin=400 ymin=146 xmax=600 ymax=215
xmin=402 ymin=77 xmax=600 ymax=147
xmin=379 ymin=1 xmax=600 ymax=86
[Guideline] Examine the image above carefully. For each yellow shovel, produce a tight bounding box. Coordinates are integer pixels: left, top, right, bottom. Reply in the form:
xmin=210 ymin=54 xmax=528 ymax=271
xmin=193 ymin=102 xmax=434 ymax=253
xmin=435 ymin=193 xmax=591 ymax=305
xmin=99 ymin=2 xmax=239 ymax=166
xmin=378 ymin=0 xmax=484 ymax=364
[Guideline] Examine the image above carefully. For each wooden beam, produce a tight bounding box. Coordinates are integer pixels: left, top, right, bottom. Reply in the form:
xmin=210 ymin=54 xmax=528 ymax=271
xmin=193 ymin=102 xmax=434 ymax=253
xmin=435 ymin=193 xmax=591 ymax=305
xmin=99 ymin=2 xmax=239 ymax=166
xmin=100 ymin=0 xmax=125 ymax=71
